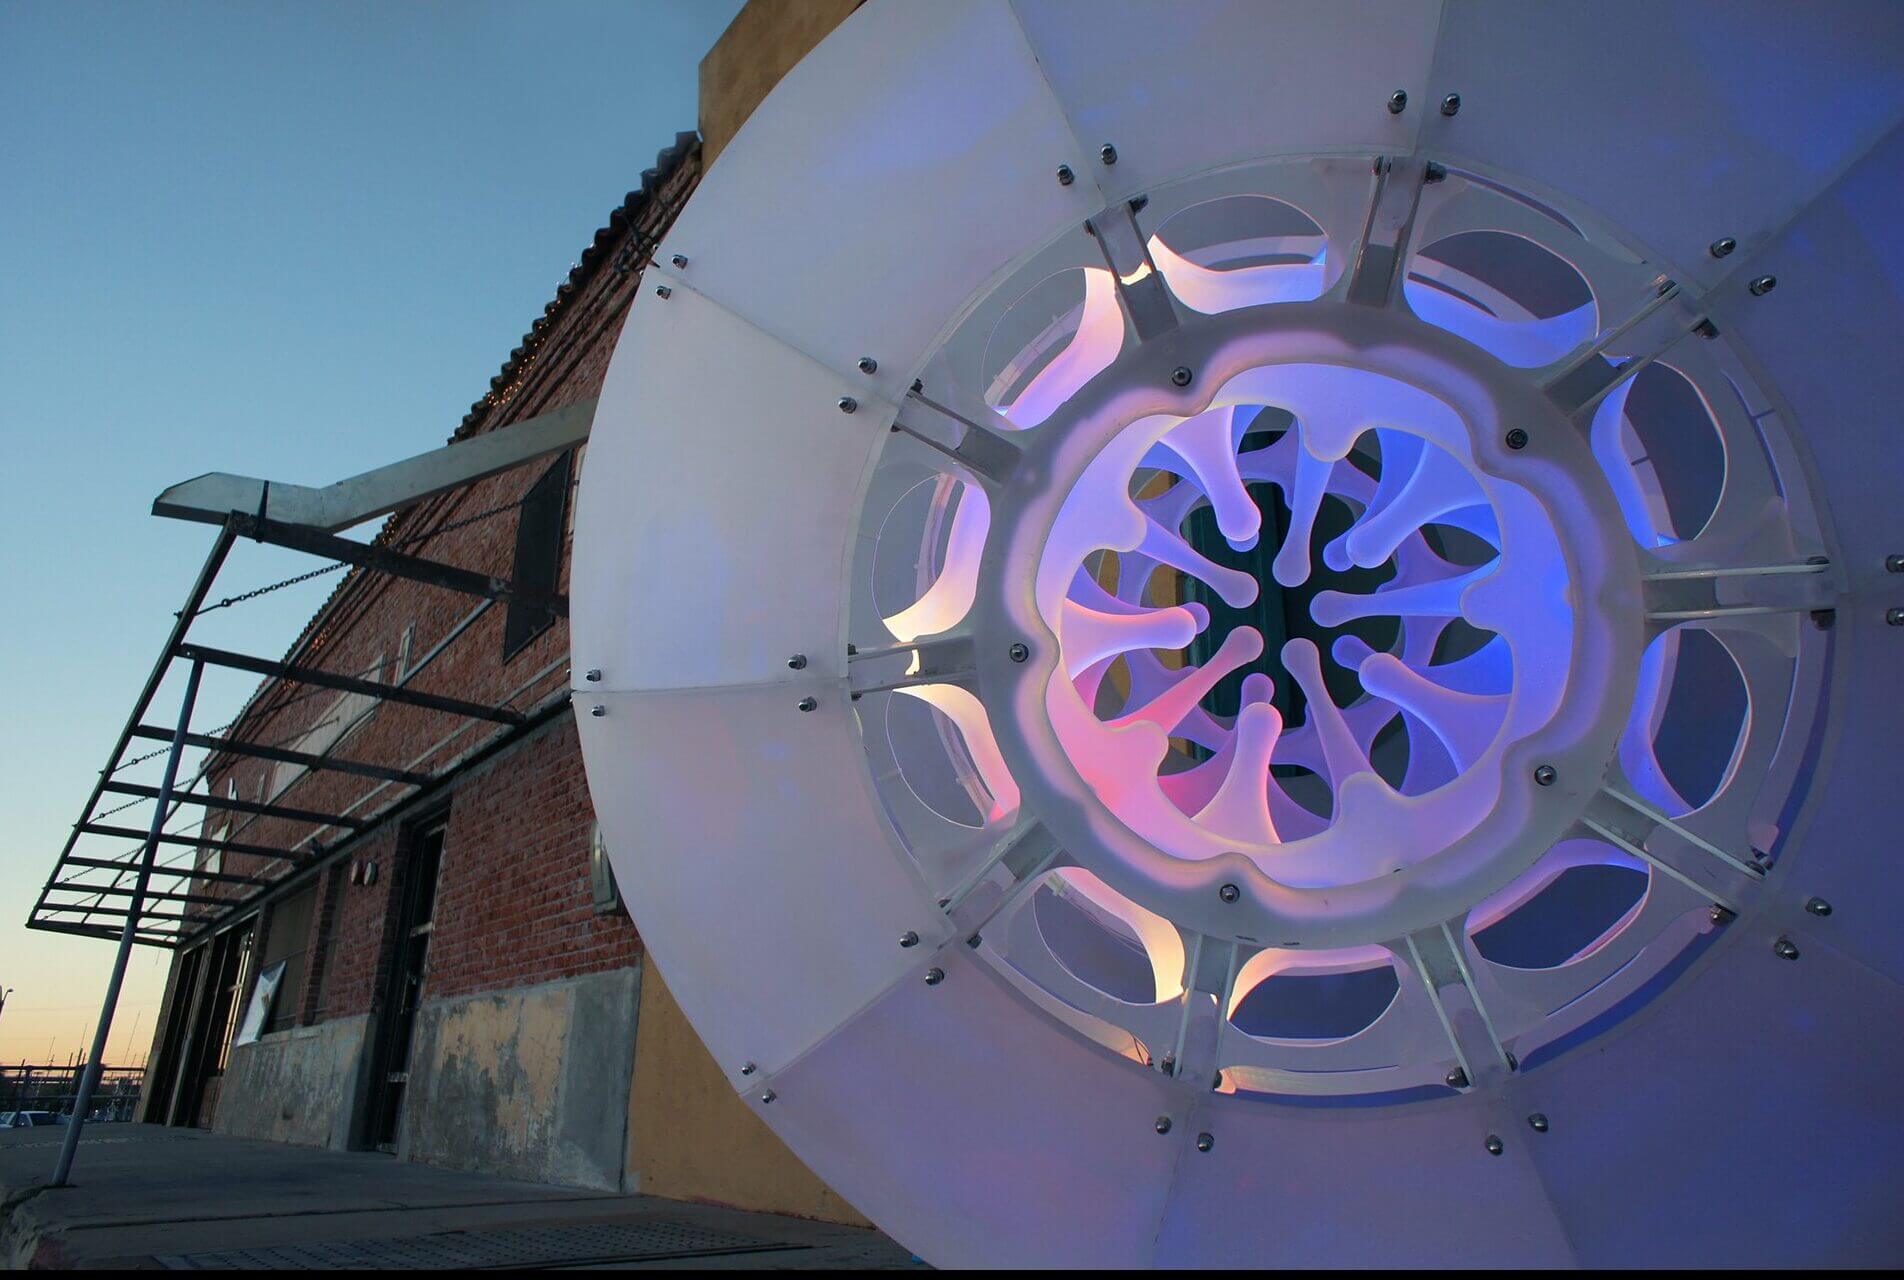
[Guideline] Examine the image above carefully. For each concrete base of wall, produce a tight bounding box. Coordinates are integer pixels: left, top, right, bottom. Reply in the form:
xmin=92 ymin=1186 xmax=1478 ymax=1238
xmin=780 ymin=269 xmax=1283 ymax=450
xmin=625 ymin=964 xmax=869 ymax=1227
xmin=398 ymin=965 xmax=641 ymax=1191
xmin=214 ymin=1015 xmax=368 ymax=1150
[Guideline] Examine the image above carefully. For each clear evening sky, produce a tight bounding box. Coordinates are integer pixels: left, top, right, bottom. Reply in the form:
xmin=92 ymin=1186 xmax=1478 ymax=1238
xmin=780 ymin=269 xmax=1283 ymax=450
xmin=0 ymin=0 xmax=744 ymax=1065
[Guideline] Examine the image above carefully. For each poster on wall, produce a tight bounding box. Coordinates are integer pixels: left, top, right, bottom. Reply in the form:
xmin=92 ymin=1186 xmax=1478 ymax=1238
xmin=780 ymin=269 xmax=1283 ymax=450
xmin=232 ymin=960 xmax=285 ymax=1047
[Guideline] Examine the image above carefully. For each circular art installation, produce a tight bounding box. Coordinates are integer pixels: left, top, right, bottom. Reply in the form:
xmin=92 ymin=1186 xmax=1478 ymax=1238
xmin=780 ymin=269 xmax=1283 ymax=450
xmin=573 ymin=1 xmax=1904 ymax=1266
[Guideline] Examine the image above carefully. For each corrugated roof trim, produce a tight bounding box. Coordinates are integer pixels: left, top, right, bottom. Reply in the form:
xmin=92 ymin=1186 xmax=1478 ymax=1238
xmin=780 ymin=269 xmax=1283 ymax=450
xmin=455 ymin=129 xmax=700 ymax=442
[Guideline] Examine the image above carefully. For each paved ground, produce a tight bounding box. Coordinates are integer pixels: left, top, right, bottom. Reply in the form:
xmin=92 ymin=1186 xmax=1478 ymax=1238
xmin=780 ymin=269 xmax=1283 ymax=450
xmin=0 ymin=1124 xmax=923 ymax=1269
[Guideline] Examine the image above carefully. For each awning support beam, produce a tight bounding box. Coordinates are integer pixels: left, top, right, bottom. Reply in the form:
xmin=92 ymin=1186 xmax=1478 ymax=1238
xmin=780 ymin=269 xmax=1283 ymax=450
xmin=174 ymin=642 xmax=525 ymax=726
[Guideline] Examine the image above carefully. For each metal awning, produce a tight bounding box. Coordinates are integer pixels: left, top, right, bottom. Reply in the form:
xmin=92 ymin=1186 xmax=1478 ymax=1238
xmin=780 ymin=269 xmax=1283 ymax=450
xmin=27 ymin=396 xmax=595 ymax=952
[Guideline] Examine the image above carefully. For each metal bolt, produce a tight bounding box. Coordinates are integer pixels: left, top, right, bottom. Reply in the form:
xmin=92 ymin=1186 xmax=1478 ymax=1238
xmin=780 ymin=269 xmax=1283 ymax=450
xmin=1196 ymin=1132 xmax=1214 ymax=1152
xmin=1099 ymin=142 xmax=1118 ymax=165
xmin=1423 ymin=161 xmax=1448 ymax=184
xmin=1440 ymin=92 xmax=1462 ymax=116
xmin=1154 ymin=1116 xmax=1173 ymax=1135
xmin=1774 ymin=937 xmax=1800 ymax=961
xmin=1388 ymin=89 xmax=1408 ymax=114
xmin=1218 ymin=883 xmax=1240 ymax=904
xmin=1693 ymin=318 xmax=1720 ymax=340
xmin=1505 ymin=428 xmax=1529 ymax=450
xmin=1446 ymin=1067 xmax=1468 ymax=1089
xmin=1528 ymin=1113 xmax=1550 ymax=1133
xmin=589 ymin=705 xmax=606 ymax=718
xmin=1806 ymin=896 xmax=1833 ymax=917
xmin=925 ymin=966 xmax=945 ymax=986
xmin=1709 ymin=237 xmax=1736 ymax=259
xmin=1534 ymin=764 xmax=1556 ymax=786
xmin=1008 ymin=642 xmax=1030 ymax=663
xmin=787 ymin=653 xmax=807 ymax=670
xmin=1748 ymin=275 xmax=1777 ymax=297
xmin=797 ymin=696 xmax=817 ymax=712
xmin=1886 ymin=554 xmax=1904 ymax=573
xmin=1709 ymin=904 xmax=1736 ymax=925
xmin=1056 ymin=164 xmax=1075 ymax=187
xmin=759 ymin=1089 xmax=776 ymax=1104
xmin=1485 ymin=1134 xmax=1504 ymax=1155
xmin=857 ymin=356 xmax=877 ymax=375
xmin=1127 ymin=194 xmax=1149 ymax=215
xmin=584 ymin=668 xmax=602 ymax=682
xmin=837 ymin=395 xmax=858 ymax=414
xmin=654 ymin=285 xmax=671 ymax=299
xmin=1888 ymin=607 xmax=1904 ymax=626
xmin=900 ymin=930 xmax=920 ymax=948
xmin=740 ymin=1062 xmax=756 ymax=1076
xmin=1505 ymin=1051 xmax=1519 ymax=1072
xmin=670 ymin=253 xmax=688 ymax=269
xmin=1171 ymin=366 xmax=1193 ymax=387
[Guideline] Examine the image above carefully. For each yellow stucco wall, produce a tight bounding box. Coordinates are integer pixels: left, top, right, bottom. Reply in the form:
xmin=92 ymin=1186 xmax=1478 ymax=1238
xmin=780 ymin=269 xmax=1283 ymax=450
xmin=625 ymin=963 xmax=871 ymax=1226
xmin=698 ymin=0 xmax=863 ymax=165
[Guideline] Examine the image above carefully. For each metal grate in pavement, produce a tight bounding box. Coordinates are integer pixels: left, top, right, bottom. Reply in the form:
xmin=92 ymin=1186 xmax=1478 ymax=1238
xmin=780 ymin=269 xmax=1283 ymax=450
xmin=156 ymin=1219 xmax=803 ymax=1269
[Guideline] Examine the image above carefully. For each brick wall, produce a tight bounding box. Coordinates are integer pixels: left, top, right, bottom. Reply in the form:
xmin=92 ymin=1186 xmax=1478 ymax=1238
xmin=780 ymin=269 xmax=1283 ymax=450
xmin=180 ymin=139 xmax=703 ymax=1030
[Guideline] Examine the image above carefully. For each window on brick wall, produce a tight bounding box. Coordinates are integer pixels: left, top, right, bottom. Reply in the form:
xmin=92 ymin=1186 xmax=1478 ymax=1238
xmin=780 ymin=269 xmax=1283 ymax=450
xmin=502 ymin=452 xmax=572 ymax=661
xmin=259 ymin=886 xmax=317 ymax=1034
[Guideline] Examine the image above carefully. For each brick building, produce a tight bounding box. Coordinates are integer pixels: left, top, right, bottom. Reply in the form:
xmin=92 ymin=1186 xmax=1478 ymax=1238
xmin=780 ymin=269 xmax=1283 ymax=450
xmin=116 ymin=0 xmax=867 ymax=1220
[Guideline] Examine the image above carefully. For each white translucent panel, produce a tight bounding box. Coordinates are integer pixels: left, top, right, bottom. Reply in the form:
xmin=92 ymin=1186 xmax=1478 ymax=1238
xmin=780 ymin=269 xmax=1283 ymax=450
xmin=571 ymin=283 xmax=880 ymax=690
xmin=1522 ymin=937 xmax=1904 ymax=1266
xmin=1011 ymin=0 xmax=1442 ymax=202
xmin=1704 ymin=126 xmax=1904 ymax=982
xmin=578 ymin=684 xmax=948 ymax=1081
xmin=758 ymin=949 xmax=1183 ymax=1268
xmin=1154 ymin=1093 xmax=1577 ymax=1266
xmin=653 ymin=0 xmax=1103 ymax=397
xmin=1423 ymin=0 xmax=1904 ymax=287
xmin=1707 ymin=122 xmax=1904 ymax=595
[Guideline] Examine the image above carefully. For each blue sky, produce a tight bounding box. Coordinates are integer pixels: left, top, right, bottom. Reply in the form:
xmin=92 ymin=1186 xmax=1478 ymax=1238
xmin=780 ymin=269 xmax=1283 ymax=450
xmin=0 ymin=0 xmax=744 ymax=1063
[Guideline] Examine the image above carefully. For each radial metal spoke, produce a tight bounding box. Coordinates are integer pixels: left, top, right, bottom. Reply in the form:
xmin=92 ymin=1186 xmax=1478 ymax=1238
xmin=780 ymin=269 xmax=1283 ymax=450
xmin=1599 ymin=785 xmax=1765 ymax=879
xmin=1541 ymin=278 xmax=1690 ymax=417
xmin=1402 ymin=921 xmax=1511 ymax=1085
xmin=1580 ymin=813 xmax=1742 ymax=915
xmin=1345 ymin=155 xmax=1433 ymax=309
xmin=1085 ymin=201 xmax=1179 ymax=341
xmin=896 ymin=388 xmax=1023 ymax=487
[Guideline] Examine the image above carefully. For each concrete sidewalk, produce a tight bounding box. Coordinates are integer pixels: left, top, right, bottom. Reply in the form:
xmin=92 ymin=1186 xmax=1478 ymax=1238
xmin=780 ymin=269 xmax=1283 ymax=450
xmin=0 ymin=1124 xmax=922 ymax=1269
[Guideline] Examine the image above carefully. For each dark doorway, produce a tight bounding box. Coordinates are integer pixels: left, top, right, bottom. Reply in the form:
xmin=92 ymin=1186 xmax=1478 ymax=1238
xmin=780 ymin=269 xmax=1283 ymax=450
xmin=365 ymin=817 xmax=445 ymax=1152
xmin=149 ymin=921 xmax=254 ymax=1127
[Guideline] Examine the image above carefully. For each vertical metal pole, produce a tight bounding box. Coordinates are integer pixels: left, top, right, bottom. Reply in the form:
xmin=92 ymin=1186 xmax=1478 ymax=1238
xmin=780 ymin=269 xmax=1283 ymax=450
xmin=52 ymin=658 xmax=203 ymax=1187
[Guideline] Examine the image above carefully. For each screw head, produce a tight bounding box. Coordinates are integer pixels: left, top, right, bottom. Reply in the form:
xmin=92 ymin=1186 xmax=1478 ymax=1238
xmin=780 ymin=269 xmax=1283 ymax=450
xmin=1154 ymin=1116 xmax=1173 ymax=1135
xmin=1056 ymin=164 xmax=1075 ymax=187
xmin=1709 ymin=237 xmax=1736 ymax=259
xmin=1886 ymin=554 xmax=1904 ymax=573
xmin=1387 ymin=89 xmax=1408 ymax=114
xmin=654 ymin=285 xmax=672 ymax=299
xmin=797 ymin=696 xmax=817 ymax=712
xmin=1446 ymin=1067 xmax=1469 ymax=1089
xmin=857 ymin=356 xmax=877 ymax=375
xmin=1440 ymin=92 xmax=1462 ymax=116
xmin=1887 ymin=607 xmax=1904 ymax=626
xmin=925 ymin=966 xmax=945 ymax=986
xmin=1528 ymin=1113 xmax=1550 ymax=1133
xmin=1485 ymin=1134 xmax=1504 ymax=1155
xmin=1099 ymin=142 xmax=1118 ymax=165
xmin=1171 ymin=366 xmax=1193 ymax=387
xmin=1534 ymin=764 xmax=1557 ymax=786
xmin=1008 ymin=642 xmax=1030 ymax=663
xmin=669 ymin=252 xmax=688 ymax=269
xmin=584 ymin=668 xmax=602 ymax=682
xmin=589 ymin=704 xmax=606 ymax=718
xmin=787 ymin=653 xmax=807 ymax=670
xmin=1806 ymin=896 xmax=1833 ymax=917
xmin=899 ymin=930 xmax=920 ymax=948
xmin=1709 ymin=904 xmax=1737 ymax=925
xmin=1748 ymin=274 xmax=1778 ymax=296
xmin=1505 ymin=427 xmax=1530 ymax=450
xmin=759 ymin=1089 xmax=776 ymax=1104
xmin=1196 ymin=1132 xmax=1214 ymax=1152
xmin=1423 ymin=160 xmax=1448 ymax=184
xmin=740 ymin=1062 xmax=756 ymax=1076
xmin=1218 ymin=883 xmax=1240 ymax=904
xmin=837 ymin=395 xmax=858 ymax=414
xmin=1774 ymin=937 xmax=1800 ymax=960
